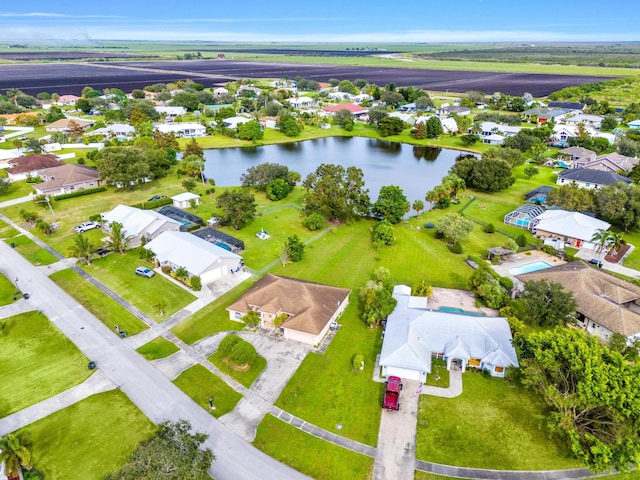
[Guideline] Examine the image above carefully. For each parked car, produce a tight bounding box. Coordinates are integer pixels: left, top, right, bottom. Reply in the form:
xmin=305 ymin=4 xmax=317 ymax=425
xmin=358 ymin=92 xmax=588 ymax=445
xmin=93 ymin=247 xmax=111 ymax=257
xmin=588 ymin=258 xmax=603 ymax=268
xmin=135 ymin=266 xmax=155 ymax=278
xmin=74 ymin=221 xmax=101 ymax=233
xmin=148 ymin=195 xmax=167 ymax=202
xmin=382 ymin=376 xmax=402 ymax=411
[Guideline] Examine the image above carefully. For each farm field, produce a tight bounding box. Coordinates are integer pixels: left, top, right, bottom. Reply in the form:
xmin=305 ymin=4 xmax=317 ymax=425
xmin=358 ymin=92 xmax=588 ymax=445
xmin=0 ymin=59 xmax=617 ymax=97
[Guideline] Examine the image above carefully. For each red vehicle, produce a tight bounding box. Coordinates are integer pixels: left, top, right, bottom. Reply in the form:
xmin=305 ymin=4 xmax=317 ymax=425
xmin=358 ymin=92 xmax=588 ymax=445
xmin=382 ymin=376 xmax=403 ymax=411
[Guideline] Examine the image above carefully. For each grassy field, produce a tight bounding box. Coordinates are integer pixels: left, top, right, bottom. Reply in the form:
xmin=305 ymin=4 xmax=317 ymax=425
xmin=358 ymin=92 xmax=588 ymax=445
xmin=136 ymin=336 xmax=180 ymax=360
xmin=415 ymin=372 xmax=579 ymax=470
xmin=0 ymin=179 xmax=34 ymax=201
xmin=275 ymin=304 xmax=384 ymax=447
xmin=171 ymin=278 xmax=252 ymax=344
xmin=50 ymin=268 xmax=148 ymax=335
xmin=20 ymin=390 xmax=156 ymax=480
xmin=254 ymin=414 xmax=374 ymax=480
xmin=3 ymin=234 xmax=58 ymax=265
xmin=0 ymin=311 xmax=92 ymax=416
xmin=172 ymin=364 xmax=242 ymax=418
xmin=81 ymin=250 xmax=195 ymax=321
xmin=0 ymin=271 xmax=16 ymax=305
xmin=208 ymin=350 xmax=267 ymax=388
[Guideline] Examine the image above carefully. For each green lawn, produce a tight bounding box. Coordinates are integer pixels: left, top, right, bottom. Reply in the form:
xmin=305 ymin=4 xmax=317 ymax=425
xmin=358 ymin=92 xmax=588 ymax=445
xmin=20 ymin=390 xmax=156 ymax=480
xmin=136 ymin=336 xmax=180 ymax=360
xmin=172 ymin=364 xmax=242 ymax=418
xmin=4 ymin=234 xmax=59 ymax=265
xmin=0 ymin=179 xmax=34 ymax=201
xmin=171 ymin=279 xmax=252 ymax=344
xmin=0 ymin=311 xmax=92 ymax=416
xmin=424 ymin=365 xmax=450 ymax=388
xmin=208 ymin=350 xmax=267 ymax=388
xmin=415 ymin=372 xmax=580 ymax=470
xmin=50 ymin=268 xmax=148 ymax=335
xmin=275 ymin=304 xmax=384 ymax=447
xmin=0 ymin=271 xmax=17 ymax=305
xmin=254 ymin=414 xmax=374 ymax=480
xmin=82 ymin=250 xmax=195 ymax=321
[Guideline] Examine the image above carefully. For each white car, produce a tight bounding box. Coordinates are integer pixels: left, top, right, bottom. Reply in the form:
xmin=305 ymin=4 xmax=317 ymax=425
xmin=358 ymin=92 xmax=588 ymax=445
xmin=74 ymin=221 xmax=101 ymax=233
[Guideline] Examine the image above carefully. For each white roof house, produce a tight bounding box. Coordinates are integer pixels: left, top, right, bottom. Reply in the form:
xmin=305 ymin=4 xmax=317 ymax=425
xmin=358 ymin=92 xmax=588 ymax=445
xmin=145 ymin=231 xmax=242 ymax=284
xmin=379 ymin=286 xmax=519 ymax=382
xmin=388 ymin=112 xmax=416 ymax=125
xmin=101 ymin=205 xmax=181 ymax=245
xmin=529 ymin=209 xmax=610 ymax=250
xmin=214 ymin=87 xmax=229 ymax=96
xmin=155 ymin=106 xmax=187 ymax=117
xmin=415 ymin=116 xmax=458 ymax=134
xmin=172 ymin=192 xmax=200 ymax=209
xmin=154 ymin=122 xmax=206 ymax=137
xmin=223 ymin=116 xmax=252 ymax=129
xmin=476 ymin=122 xmax=522 ymax=137
xmin=289 ymin=96 xmax=316 ymax=108
xmin=90 ymin=123 xmax=136 ymax=139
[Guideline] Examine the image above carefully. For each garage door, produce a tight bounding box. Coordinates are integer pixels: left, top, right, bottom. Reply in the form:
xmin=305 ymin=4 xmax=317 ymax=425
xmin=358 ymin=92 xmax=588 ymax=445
xmin=385 ymin=366 xmax=422 ymax=382
xmin=201 ymin=267 xmax=222 ymax=284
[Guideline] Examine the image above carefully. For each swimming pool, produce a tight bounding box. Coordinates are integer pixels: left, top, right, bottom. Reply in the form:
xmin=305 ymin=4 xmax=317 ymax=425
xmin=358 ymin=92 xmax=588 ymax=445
xmin=509 ymin=261 xmax=553 ymax=276
xmin=438 ymin=307 xmax=486 ymax=316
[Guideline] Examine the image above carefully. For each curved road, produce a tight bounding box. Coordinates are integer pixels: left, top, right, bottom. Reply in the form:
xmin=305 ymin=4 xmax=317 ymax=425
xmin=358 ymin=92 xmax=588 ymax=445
xmin=0 ymin=240 xmax=310 ymax=480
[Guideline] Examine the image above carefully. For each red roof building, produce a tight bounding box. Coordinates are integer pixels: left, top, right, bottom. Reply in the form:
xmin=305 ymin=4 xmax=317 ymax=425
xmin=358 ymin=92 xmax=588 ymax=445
xmin=323 ymin=103 xmax=368 ymax=116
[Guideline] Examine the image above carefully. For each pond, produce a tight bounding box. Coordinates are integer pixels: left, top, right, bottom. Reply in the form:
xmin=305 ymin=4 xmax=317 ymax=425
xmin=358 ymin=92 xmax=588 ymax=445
xmin=203 ymin=136 xmax=470 ymax=205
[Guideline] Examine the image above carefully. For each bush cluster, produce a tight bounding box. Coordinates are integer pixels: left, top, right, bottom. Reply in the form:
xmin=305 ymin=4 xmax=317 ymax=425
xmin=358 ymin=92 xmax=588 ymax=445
xmin=53 ymin=186 xmax=107 ymax=201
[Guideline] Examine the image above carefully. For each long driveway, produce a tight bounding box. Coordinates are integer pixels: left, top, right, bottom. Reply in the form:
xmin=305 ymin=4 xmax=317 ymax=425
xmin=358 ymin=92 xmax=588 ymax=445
xmin=0 ymin=240 xmax=310 ymax=480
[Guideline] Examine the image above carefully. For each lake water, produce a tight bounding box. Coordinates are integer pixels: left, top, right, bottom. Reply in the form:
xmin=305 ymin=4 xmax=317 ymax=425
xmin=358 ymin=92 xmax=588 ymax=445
xmin=203 ymin=136 xmax=467 ymax=204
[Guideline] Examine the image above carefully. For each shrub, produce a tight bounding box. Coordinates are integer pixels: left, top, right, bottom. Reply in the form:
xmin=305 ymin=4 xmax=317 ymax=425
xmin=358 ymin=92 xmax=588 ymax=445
xmin=516 ymin=233 xmax=528 ymax=247
xmin=161 ymin=265 xmax=172 ymax=274
xmin=484 ymin=223 xmax=495 ymax=233
xmin=302 ymin=212 xmax=325 ymax=231
xmin=434 ymin=230 xmax=444 ymax=239
xmin=432 ymin=357 xmax=447 ymax=367
xmin=449 ymin=242 xmax=463 ymax=254
xmin=53 ymin=186 xmax=107 ymax=201
xmin=412 ymin=280 xmax=433 ymax=298
xmin=498 ymin=276 xmax=514 ymax=290
xmin=352 ymin=354 xmax=364 ymax=371
xmin=135 ymin=197 xmax=173 ymax=210
xmin=190 ymin=275 xmax=201 ymax=291
xmin=481 ymin=368 xmax=492 ymax=378
xmin=228 ymin=340 xmax=257 ymax=366
xmin=243 ymin=310 xmax=261 ymax=327
xmin=218 ymin=334 xmax=241 ymax=357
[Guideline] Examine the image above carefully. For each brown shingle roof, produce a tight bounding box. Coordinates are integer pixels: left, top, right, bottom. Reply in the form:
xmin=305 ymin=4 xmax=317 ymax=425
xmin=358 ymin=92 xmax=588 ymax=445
xmin=517 ymin=262 xmax=640 ymax=336
xmin=227 ymin=274 xmax=351 ymax=335
xmin=7 ymin=154 xmax=62 ymax=174
xmin=35 ymin=164 xmax=100 ymax=193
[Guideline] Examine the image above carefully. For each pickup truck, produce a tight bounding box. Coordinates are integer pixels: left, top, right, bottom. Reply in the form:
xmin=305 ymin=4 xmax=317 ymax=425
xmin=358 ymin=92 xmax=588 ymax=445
xmin=382 ymin=376 xmax=402 ymax=411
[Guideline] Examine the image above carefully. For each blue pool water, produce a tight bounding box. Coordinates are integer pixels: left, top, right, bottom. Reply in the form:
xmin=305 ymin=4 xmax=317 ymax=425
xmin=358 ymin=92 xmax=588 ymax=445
xmin=509 ymin=261 xmax=553 ymax=276
xmin=438 ymin=307 xmax=486 ymax=316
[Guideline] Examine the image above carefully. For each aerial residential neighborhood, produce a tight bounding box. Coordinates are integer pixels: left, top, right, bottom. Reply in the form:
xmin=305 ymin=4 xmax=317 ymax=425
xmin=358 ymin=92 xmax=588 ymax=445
xmin=1 ymin=11 xmax=640 ymax=480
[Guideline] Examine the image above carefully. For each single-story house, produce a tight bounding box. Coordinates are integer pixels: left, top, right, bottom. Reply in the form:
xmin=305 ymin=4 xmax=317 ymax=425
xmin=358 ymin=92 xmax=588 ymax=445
xmin=529 ymin=209 xmax=610 ymax=249
xmin=628 ymin=119 xmax=640 ymax=130
xmin=564 ymin=114 xmax=604 ymax=130
xmin=482 ymin=133 xmax=505 ymax=145
xmin=323 ymin=104 xmax=368 ymax=117
xmin=213 ymin=87 xmax=229 ymax=97
xmin=226 ymin=273 xmax=350 ymax=346
xmin=45 ymin=118 xmax=92 ymax=133
xmin=172 ymin=192 xmax=200 ymax=209
xmin=583 ymin=153 xmax=639 ymax=174
xmin=34 ymin=164 xmax=101 ymax=196
xmin=6 ymin=154 xmax=62 ymax=181
xmin=556 ymin=168 xmax=632 ymax=190
xmin=56 ymin=95 xmax=81 ymax=106
xmin=154 ymin=123 xmax=206 ymax=137
xmin=289 ymin=96 xmax=316 ymax=108
xmin=203 ymin=104 xmax=234 ymax=115
xmin=415 ymin=116 xmax=457 ymax=134
xmin=259 ymin=116 xmax=278 ymax=129
xmin=436 ymin=105 xmax=471 ymax=117
xmin=154 ymin=106 xmax=187 ymax=118
xmin=145 ymin=230 xmax=242 ymax=284
xmin=559 ymin=146 xmax=597 ymax=167
xmin=474 ymin=121 xmax=522 ymax=137
xmin=0 ymin=149 xmax=22 ymax=169
xmin=388 ymin=112 xmax=416 ymax=125
xmin=90 ymin=123 xmax=135 ymax=140
xmin=101 ymin=204 xmax=181 ymax=245
xmin=222 ymin=116 xmax=252 ymax=129
xmin=522 ymin=107 xmax=568 ymax=124
xmin=379 ymin=286 xmax=518 ymax=382
xmin=236 ymin=86 xmax=262 ymax=97
xmin=517 ymin=262 xmax=640 ymax=343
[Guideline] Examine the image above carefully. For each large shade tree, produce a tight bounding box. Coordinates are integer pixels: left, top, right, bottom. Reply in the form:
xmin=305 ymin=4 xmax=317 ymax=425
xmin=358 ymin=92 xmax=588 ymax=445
xmin=520 ymin=279 xmax=577 ymax=327
xmin=216 ymin=189 xmax=257 ymax=230
xmin=372 ymin=185 xmax=410 ymax=224
xmin=514 ymin=328 xmax=640 ymax=473
xmin=303 ymin=164 xmax=370 ymax=222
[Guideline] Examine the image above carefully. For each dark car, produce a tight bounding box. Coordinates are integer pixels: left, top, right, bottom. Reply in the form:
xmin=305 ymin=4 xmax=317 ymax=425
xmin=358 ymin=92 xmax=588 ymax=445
xmin=94 ymin=247 xmax=111 ymax=257
xmin=588 ymin=258 xmax=603 ymax=267
xmin=148 ymin=195 xmax=167 ymax=202
xmin=382 ymin=376 xmax=403 ymax=411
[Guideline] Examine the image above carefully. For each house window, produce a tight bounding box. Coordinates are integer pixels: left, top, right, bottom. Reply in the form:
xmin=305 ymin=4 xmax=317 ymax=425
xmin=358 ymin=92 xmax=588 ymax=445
xmin=234 ymin=312 xmax=242 ymax=320
xmin=431 ymin=352 xmax=444 ymax=360
xmin=468 ymin=358 xmax=481 ymax=367
xmin=494 ymin=366 xmax=504 ymax=373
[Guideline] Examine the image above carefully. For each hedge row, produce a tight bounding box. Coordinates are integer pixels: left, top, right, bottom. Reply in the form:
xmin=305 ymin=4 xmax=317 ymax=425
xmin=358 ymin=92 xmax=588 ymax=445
xmin=132 ymin=198 xmax=173 ymax=210
xmin=53 ymin=186 xmax=107 ymax=201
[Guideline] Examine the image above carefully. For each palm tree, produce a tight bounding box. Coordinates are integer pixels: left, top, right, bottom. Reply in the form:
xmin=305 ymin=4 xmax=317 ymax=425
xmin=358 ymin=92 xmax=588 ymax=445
xmin=590 ymin=228 xmax=612 ymax=263
xmin=608 ymin=232 xmax=625 ymax=258
xmin=6 ymin=88 xmax=20 ymax=107
xmin=68 ymin=234 xmax=96 ymax=266
xmin=106 ymin=222 xmax=133 ymax=255
xmin=0 ymin=433 xmax=32 ymax=480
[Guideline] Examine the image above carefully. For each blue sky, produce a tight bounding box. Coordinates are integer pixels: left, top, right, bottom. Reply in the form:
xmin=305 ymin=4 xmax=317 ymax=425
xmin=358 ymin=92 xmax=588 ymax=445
xmin=0 ymin=1 xmax=638 ymax=43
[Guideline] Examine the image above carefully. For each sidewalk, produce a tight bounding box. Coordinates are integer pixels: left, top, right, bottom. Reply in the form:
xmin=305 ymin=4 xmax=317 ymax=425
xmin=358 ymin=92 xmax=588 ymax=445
xmin=0 ymin=194 xmax=33 ymax=210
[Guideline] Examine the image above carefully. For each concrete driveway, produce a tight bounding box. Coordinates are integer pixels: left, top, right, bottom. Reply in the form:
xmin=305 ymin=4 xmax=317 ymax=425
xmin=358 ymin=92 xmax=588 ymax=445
xmin=372 ymin=379 xmax=420 ymax=480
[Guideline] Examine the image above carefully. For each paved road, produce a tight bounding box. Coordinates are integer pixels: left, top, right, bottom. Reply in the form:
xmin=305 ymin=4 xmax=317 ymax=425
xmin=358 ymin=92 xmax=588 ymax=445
xmin=0 ymin=240 xmax=310 ymax=480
